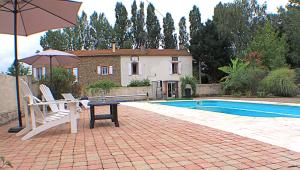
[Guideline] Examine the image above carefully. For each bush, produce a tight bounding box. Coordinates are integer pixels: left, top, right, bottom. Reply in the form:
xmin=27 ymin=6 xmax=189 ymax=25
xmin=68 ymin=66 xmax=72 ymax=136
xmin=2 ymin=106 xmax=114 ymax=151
xmin=128 ymin=79 xmax=151 ymax=87
xmin=39 ymin=68 xmax=81 ymax=99
xmin=180 ymin=76 xmax=196 ymax=96
xmin=260 ymin=68 xmax=299 ymax=97
xmin=87 ymin=80 xmax=119 ymax=95
xmin=219 ymin=58 xmax=267 ymax=95
xmin=295 ymin=68 xmax=300 ymax=84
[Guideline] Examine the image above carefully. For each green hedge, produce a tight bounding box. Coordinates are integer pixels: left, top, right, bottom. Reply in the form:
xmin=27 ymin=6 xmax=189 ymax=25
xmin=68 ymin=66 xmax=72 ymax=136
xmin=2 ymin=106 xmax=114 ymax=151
xmin=128 ymin=79 xmax=151 ymax=87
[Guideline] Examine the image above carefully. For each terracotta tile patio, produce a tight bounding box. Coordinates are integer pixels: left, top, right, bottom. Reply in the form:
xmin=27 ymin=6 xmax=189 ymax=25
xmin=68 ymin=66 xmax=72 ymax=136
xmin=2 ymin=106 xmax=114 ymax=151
xmin=0 ymin=105 xmax=300 ymax=170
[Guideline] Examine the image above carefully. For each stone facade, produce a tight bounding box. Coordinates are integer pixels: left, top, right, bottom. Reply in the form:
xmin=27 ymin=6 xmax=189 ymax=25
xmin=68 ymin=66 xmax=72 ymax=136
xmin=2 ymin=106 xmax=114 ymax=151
xmin=78 ymin=56 xmax=121 ymax=87
xmin=32 ymin=56 xmax=121 ymax=89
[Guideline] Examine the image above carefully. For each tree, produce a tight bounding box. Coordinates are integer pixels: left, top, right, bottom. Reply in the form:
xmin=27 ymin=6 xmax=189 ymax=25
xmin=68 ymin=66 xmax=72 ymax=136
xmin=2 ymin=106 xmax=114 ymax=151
xmin=163 ymin=13 xmax=177 ymax=49
xmin=115 ymin=2 xmax=129 ymax=48
xmin=245 ymin=21 xmax=287 ymax=70
xmin=40 ymin=11 xmax=92 ymax=51
xmin=6 ymin=62 xmax=29 ymax=76
xmin=189 ymin=5 xmax=202 ymax=39
xmin=131 ymin=0 xmax=138 ymax=48
xmin=213 ymin=0 xmax=267 ymax=55
xmin=284 ymin=0 xmax=300 ymax=67
xmin=190 ymin=20 xmax=231 ymax=82
xmin=146 ymin=3 xmax=161 ymax=48
xmin=136 ymin=2 xmax=147 ymax=48
xmin=77 ymin=11 xmax=91 ymax=50
xmin=90 ymin=12 xmax=113 ymax=49
xmin=40 ymin=30 xmax=67 ymax=50
xmin=178 ymin=17 xmax=189 ymax=49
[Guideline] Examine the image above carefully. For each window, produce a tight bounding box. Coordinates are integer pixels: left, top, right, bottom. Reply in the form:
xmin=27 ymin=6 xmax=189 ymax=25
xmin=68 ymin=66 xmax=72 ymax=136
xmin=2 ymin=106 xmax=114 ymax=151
xmin=172 ymin=57 xmax=178 ymax=62
xmin=132 ymin=62 xmax=139 ymax=75
xmin=169 ymin=57 xmax=181 ymax=75
xmin=66 ymin=68 xmax=78 ymax=82
xmin=131 ymin=56 xmax=139 ymax=62
xmin=97 ymin=66 xmax=113 ymax=75
xmin=172 ymin=63 xmax=178 ymax=74
xmin=101 ymin=66 xmax=108 ymax=75
xmin=73 ymin=68 xmax=78 ymax=82
xmin=33 ymin=67 xmax=46 ymax=80
xmin=67 ymin=68 xmax=72 ymax=74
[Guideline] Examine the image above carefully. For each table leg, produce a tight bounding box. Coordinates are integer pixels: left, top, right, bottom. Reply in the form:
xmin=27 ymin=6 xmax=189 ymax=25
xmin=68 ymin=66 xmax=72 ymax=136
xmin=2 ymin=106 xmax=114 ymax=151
xmin=112 ymin=104 xmax=119 ymax=127
xmin=110 ymin=105 xmax=115 ymax=122
xmin=90 ymin=106 xmax=95 ymax=129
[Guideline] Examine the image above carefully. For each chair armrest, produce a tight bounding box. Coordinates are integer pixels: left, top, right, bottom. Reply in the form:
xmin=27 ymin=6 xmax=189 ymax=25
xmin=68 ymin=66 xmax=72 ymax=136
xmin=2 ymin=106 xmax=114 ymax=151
xmin=28 ymin=100 xmax=78 ymax=106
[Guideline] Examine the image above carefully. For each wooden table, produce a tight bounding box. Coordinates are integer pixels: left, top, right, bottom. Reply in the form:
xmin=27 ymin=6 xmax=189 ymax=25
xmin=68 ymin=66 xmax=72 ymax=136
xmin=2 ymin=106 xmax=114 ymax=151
xmin=88 ymin=101 xmax=119 ymax=129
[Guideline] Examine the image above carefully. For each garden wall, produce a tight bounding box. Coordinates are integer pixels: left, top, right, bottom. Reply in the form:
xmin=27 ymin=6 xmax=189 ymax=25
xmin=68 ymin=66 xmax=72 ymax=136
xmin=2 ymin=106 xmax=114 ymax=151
xmin=196 ymin=84 xmax=222 ymax=96
xmin=0 ymin=75 xmax=32 ymax=125
xmin=88 ymin=86 xmax=154 ymax=101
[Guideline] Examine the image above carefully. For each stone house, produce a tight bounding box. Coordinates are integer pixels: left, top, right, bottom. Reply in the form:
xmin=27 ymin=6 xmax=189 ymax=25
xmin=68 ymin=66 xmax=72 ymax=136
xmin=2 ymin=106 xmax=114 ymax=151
xmin=30 ymin=47 xmax=193 ymax=98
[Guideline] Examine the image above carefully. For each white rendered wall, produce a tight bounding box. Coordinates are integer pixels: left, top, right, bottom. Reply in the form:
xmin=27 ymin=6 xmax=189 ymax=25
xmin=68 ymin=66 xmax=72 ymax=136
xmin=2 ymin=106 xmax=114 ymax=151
xmin=120 ymin=55 xmax=193 ymax=86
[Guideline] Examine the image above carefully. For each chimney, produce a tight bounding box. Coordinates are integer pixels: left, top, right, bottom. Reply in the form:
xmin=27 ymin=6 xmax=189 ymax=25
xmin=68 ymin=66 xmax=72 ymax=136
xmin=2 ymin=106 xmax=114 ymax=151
xmin=111 ymin=41 xmax=116 ymax=53
xmin=178 ymin=43 xmax=184 ymax=50
xmin=140 ymin=44 xmax=145 ymax=51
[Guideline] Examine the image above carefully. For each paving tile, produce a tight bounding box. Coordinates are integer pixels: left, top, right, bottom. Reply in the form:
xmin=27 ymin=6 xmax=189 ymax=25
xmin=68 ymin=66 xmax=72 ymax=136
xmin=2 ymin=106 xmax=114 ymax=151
xmin=0 ymin=105 xmax=299 ymax=169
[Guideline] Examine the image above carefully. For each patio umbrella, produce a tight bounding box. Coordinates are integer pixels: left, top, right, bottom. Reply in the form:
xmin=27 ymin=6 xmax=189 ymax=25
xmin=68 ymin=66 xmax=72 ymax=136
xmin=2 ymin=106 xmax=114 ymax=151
xmin=20 ymin=49 xmax=80 ymax=83
xmin=0 ymin=0 xmax=82 ymax=133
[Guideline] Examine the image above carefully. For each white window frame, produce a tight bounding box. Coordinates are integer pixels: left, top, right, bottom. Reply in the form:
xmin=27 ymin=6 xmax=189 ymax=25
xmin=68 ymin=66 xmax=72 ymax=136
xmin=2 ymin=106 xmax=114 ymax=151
xmin=101 ymin=66 xmax=109 ymax=75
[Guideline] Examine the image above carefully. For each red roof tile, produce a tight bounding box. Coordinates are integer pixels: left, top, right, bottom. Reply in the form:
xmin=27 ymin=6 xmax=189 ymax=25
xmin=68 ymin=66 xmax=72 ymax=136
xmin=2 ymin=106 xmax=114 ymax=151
xmin=69 ymin=49 xmax=191 ymax=57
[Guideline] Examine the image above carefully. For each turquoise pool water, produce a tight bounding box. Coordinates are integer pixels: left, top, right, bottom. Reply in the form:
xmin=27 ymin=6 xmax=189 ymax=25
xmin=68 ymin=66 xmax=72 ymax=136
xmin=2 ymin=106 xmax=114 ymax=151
xmin=159 ymin=100 xmax=300 ymax=118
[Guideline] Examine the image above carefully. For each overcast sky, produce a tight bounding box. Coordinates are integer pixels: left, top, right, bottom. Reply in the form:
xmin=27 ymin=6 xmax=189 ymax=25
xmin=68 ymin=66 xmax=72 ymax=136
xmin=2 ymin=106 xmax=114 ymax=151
xmin=0 ymin=0 xmax=288 ymax=73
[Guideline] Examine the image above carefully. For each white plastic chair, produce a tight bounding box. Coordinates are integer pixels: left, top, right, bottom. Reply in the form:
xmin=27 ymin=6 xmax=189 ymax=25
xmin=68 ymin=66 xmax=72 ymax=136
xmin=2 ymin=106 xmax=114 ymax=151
xmin=17 ymin=80 xmax=79 ymax=140
xmin=62 ymin=93 xmax=90 ymax=110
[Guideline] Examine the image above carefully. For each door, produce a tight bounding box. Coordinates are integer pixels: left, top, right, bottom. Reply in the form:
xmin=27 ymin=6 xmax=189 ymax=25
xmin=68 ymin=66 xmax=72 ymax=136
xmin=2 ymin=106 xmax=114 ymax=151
xmin=167 ymin=81 xmax=178 ymax=98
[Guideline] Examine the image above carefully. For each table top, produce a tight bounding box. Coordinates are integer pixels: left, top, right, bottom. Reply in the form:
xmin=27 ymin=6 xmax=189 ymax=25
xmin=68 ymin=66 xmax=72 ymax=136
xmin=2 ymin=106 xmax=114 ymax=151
xmin=88 ymin=101 xmax=120 ymax=106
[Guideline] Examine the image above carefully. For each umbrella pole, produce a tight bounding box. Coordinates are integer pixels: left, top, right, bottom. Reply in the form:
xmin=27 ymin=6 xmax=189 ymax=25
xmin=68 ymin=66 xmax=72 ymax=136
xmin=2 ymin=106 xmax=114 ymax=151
xmin=50 ymin=56 xmax=53 ymax=90
xmin=8 ymin=0 xmax=23 ymax=133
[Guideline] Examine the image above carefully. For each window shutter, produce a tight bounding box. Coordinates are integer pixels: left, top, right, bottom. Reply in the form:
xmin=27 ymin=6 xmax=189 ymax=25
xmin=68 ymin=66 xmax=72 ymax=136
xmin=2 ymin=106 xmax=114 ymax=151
xmin=178 ymin=62 xmax=182 ymax=75
xmin=33 ymin=68 xmax=37 ymax=79
xmin=138 ymin=63 xmax=142 ymax=75
xmin=169 ymin=63 xmax=172 ymax=75
xmin=128 ymin=63 xmax=132 ymax=75
xmin=73 ymin=68 xmax=78 ymax=82
xmin=97 ymin=66 xmax=101 ymax=75
xmin=42 ymin=67 xmax=46 ymax=76
xmin=109 ymin=66 xmax=113 ymax=75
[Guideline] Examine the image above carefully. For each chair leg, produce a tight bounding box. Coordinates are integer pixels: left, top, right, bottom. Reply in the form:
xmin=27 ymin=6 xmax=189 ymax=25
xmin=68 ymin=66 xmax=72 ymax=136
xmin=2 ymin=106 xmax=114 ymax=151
xmin=16 ymin=127 xmax=31 ymax=137
xmin=69 ymin=102 xmax=78 ymax=133
xmin=22 ymin=118 xmax=69 ymax=140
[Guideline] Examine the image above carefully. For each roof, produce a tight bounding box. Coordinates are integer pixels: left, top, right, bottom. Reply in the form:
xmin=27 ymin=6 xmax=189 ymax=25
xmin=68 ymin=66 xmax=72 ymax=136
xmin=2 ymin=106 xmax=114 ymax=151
xmin=69 ymin=49 xmax=191 ymax=57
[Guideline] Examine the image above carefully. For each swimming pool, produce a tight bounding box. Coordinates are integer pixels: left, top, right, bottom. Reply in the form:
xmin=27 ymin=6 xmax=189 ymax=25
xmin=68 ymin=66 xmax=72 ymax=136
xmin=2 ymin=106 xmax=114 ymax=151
xmin=159 ymin=100 xmax=300 ymax=118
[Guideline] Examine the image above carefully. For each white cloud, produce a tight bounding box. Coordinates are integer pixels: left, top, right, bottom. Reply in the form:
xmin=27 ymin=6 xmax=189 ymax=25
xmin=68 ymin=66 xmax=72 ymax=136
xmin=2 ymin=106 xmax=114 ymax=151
xmin=0 ymin=0 xmax=288 ymax=72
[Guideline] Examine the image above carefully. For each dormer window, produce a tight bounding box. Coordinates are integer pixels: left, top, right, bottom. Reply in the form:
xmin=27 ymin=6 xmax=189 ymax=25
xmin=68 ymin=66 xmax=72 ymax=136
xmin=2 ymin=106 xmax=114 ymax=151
xmin=172 ymin=57 xmax=178 ymax=62
xmin=131 ymin=56 xmax=139 ymax=62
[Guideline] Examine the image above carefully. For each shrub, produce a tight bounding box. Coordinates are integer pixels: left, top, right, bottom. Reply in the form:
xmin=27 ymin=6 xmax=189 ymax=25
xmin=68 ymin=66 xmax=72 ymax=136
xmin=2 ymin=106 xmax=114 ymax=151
xmin=87 ymin=80 xmax=119 ymax=95
xmin=219 ymin=58 xmax=267 ymax=95
xmin=260 ymin=68 xmax=299 ymax=97
xmin=128 ymin=79 xmax=151 ymax=87
xmin=39 ymin=68 xmax=81 ymax=99
xmin=180 ymin=76 xmax=197 ymax=96
xmin=295 ymin=68 xmax=300 ymax=84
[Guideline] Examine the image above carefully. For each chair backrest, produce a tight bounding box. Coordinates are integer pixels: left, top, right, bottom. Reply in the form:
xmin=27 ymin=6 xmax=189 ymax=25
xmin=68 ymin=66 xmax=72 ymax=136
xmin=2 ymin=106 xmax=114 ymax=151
xmin=39 ymin=84 xmax=59 ymax=112
xmin=20 ymin=79 xmax=44 ymax=123
xmin=62 ymin=93 xmax=76 ymax=100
